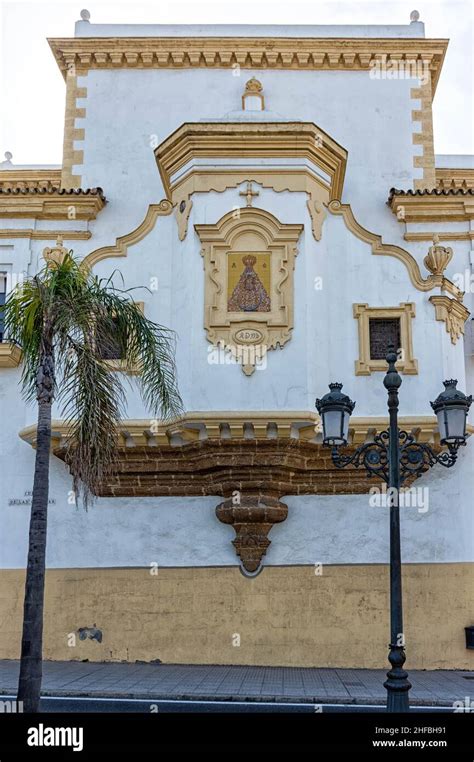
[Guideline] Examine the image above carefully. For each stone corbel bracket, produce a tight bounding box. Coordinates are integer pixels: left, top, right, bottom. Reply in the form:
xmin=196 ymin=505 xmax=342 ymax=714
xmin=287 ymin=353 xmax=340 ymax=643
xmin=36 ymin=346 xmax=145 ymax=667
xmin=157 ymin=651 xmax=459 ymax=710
xmin=216 ymin=492 xmax=288 ymax=574
xmin=429 ymin=295 xmax=471 ymax=344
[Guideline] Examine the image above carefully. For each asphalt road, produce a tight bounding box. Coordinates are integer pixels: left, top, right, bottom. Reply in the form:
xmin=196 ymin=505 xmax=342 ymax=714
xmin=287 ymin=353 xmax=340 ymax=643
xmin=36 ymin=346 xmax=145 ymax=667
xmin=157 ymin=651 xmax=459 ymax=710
xmin=0 ymin=695 xmax=454 ymax=713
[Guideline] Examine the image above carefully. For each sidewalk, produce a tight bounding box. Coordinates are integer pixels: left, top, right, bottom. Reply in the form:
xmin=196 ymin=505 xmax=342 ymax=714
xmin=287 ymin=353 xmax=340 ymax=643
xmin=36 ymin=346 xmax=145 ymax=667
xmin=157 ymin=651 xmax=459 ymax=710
xmin=1 ymin=660 xmax=472 ymax=706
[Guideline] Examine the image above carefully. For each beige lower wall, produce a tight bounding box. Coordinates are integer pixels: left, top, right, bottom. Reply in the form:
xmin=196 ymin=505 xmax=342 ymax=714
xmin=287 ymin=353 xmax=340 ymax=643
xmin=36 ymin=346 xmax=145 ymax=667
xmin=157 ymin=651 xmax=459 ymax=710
xmin=1 ymin=564 xmax=473 ymax=669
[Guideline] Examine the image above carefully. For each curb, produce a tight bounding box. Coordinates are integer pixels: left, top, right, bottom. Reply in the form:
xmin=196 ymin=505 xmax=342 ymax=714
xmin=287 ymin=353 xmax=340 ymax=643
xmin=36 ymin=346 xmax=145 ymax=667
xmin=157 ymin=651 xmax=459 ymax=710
xmin=0 ymin=689 xmax=455 ymax=707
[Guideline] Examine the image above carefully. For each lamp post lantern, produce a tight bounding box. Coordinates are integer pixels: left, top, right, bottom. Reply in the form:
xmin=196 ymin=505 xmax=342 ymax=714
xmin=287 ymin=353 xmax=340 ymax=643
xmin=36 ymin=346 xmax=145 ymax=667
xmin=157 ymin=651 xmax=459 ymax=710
xmin=316 ymin=346 xmax=472 ymax=713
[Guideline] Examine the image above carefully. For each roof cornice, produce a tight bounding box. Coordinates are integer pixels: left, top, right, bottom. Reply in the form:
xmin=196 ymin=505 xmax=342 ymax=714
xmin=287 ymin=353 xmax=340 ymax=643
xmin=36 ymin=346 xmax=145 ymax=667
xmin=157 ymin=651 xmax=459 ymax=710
xmin=388 ymin=188 xmax=474 ymax=223
xmin=0 ymin=169 xmax=62 ymax=191
xmin=0 ymin=186 xmax=106 ymax=220
xmin=436 ymin=167 xmax=474 ymax=191
xmin=48 ymin=36 xmax=449 ymax=95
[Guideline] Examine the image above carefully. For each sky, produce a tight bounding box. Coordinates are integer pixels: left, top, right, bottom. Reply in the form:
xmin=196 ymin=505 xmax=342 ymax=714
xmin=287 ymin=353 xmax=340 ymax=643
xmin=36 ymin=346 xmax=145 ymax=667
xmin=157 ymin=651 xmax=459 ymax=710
xmin=0 ymin=0 xmax=472 ymax=165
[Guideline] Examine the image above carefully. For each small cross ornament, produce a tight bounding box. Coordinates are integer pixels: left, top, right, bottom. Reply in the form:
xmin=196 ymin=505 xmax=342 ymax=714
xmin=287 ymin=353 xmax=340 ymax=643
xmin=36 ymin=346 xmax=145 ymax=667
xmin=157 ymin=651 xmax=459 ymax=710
xmin=239 ymin=181 xmax=260 ymax=207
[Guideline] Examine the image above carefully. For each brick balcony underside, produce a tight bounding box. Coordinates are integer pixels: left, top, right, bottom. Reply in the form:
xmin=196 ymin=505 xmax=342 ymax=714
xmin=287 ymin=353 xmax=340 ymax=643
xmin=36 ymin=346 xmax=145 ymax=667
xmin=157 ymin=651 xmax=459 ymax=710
xmin=55 ymin=438 xmax=422 ymax=498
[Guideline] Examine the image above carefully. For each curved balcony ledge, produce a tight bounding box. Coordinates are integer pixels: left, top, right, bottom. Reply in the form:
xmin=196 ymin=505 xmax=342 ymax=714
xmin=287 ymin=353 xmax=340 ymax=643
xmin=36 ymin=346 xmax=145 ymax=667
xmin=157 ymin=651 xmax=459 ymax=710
xmin=18 ymin=411 xmax=469 ymax=573
xmin=18 ymin=412 xmax=459 ymax=454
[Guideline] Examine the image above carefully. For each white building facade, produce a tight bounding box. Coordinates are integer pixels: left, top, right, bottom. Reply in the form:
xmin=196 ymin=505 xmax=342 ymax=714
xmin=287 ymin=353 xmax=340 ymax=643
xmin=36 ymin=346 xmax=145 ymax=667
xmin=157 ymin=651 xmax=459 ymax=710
xmin=0 ymin=18 xmax=473 ymax=669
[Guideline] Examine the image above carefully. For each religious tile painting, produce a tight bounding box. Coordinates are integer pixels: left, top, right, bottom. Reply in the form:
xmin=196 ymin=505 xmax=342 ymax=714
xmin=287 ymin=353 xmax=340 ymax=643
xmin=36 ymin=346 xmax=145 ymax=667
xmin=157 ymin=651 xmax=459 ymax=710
xmin=227 ymin=252 xmax=271 ymax=312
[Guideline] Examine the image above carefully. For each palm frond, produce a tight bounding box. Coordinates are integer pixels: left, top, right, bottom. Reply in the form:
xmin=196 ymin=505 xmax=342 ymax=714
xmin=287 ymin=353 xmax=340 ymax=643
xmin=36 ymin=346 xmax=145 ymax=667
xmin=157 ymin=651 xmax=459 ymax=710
xmin=2 ymin=252 xmax=183 ymax=505
xmin=87 ymin=279 xmax=184 ymax=421
xmin=59 ymin=339 xmax=125 ymax=508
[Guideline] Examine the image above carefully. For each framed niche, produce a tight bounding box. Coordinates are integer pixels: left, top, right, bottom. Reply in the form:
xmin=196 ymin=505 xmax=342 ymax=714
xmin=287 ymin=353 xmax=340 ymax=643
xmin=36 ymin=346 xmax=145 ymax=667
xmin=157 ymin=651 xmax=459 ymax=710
xmin=195 ymin=208 xmax=303 ymax=375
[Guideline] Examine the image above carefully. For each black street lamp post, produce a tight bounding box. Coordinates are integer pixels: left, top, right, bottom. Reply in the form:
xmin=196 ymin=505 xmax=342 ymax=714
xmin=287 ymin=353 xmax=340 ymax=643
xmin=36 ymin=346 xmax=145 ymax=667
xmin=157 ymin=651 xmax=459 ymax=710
xmin=316 ymin=346 xmax=472 ymax=713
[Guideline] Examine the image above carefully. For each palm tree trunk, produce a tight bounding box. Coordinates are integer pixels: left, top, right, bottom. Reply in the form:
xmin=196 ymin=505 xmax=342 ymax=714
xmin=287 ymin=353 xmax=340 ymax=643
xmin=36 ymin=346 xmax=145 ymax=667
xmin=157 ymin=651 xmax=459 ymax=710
xmin=17 ymin=340 xmax=54 ymax=713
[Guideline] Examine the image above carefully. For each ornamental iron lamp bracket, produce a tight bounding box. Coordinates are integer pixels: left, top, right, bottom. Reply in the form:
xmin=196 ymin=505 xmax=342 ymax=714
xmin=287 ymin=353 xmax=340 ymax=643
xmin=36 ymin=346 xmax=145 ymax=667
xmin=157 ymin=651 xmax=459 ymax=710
xmin=316 ymin=344 xmax=472 ymax=713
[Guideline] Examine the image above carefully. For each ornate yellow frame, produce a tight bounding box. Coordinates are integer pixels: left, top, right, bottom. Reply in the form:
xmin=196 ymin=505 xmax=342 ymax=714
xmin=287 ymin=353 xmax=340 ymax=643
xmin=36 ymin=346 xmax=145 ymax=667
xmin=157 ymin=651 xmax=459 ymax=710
xmin=353 ymin=302 xmax=418 ymax=376
xmin=195 ymin=208 xmax=302 ymax=375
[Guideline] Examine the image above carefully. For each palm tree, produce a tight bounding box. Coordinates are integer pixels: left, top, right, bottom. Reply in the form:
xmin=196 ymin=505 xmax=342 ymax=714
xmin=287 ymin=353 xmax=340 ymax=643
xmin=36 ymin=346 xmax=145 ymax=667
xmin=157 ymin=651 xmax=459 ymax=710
xmin=2 ymin=252 xmax=182 ymax=712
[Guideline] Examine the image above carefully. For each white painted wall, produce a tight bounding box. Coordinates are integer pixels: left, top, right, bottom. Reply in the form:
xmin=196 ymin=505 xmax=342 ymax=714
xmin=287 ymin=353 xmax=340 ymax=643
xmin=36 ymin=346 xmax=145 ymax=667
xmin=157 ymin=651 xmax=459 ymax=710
xmin=77 ymin=66 xmax=420 ymax=247
xmin=1 ymin=442 xmax=472 ymax=569
xmin=1 ymin=27 xmax=473 ymax=571
xmin=1 ymin=181 xmax=473 ymax=569
xmin=436 ymin=154 xmax=474 ymax=168
xmin=87 ymin=187 xmax=466 ymax=418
